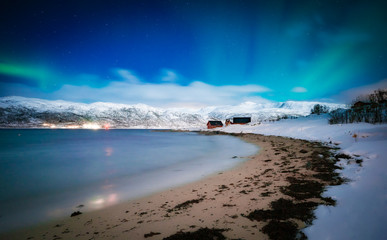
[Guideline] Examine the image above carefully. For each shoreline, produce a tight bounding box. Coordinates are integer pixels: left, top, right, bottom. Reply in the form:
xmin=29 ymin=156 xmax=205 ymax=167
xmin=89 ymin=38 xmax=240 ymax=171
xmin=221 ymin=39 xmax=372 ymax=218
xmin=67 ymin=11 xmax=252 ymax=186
xmin=1 ymin=132 xmax=346 ymax=240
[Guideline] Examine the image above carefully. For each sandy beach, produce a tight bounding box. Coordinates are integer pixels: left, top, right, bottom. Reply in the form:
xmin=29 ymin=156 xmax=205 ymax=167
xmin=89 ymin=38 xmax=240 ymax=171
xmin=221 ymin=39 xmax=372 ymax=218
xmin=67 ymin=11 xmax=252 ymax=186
xmin=1 ymin=132 xmax=345 ymax=240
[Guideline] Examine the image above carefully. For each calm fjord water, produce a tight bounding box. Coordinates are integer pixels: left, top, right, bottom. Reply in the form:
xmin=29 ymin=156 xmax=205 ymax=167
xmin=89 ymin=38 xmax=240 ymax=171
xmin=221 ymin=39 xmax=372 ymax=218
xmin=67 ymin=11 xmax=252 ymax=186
xmin=0 ymin=129 xmax=258 ymax=232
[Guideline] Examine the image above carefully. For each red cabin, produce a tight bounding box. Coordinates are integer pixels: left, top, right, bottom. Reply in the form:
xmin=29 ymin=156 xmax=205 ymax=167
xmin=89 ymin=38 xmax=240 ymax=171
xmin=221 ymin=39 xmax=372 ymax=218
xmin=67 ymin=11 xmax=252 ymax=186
xmin=207 ymin=121 xmax=223 ymax=129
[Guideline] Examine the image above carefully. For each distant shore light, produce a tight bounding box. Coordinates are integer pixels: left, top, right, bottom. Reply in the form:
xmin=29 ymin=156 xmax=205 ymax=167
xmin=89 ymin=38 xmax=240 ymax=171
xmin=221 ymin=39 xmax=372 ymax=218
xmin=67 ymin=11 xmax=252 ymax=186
xmin=66 ymin=125 xmax=80 ymax=129
xmin=82 ymin=123 xmax=101 ymax=129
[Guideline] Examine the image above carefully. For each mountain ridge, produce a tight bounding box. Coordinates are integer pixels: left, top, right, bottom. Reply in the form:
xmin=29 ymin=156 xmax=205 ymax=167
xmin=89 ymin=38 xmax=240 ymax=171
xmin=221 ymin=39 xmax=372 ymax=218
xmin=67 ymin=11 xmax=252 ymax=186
xmin=0 ymin=96 xmax=346 ymax=128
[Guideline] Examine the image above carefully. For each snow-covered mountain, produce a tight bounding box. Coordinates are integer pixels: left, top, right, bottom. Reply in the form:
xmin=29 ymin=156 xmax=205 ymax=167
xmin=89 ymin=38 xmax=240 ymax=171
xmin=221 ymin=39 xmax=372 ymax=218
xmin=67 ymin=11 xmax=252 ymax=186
xmin=198 ymin=101 xmax=345 ymax=122
xmin=0 ymin=96 xmax=345 ymax=128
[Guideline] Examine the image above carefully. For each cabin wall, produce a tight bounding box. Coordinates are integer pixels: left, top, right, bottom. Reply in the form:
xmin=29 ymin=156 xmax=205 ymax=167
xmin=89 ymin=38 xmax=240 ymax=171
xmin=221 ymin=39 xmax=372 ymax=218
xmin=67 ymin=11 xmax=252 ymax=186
xmin=207 ymin=123 xmax=223 ymax=129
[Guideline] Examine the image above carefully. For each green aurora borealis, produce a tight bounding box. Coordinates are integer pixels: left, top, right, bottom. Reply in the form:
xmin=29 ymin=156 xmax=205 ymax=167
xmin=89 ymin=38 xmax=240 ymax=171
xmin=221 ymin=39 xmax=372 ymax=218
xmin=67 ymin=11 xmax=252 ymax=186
xmin=0 ymin=0 xmax=386 ymax=104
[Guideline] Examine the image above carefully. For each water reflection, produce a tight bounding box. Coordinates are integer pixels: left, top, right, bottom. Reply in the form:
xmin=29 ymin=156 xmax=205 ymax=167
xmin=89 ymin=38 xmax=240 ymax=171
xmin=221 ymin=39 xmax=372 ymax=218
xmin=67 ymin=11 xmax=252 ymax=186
xmin=105 ymin=147 xmax=113 ymax=157
xmin=90 ymin=197 xmax=105 ymax=206
xmin=89 ymin=193 xmax=119 ymax=210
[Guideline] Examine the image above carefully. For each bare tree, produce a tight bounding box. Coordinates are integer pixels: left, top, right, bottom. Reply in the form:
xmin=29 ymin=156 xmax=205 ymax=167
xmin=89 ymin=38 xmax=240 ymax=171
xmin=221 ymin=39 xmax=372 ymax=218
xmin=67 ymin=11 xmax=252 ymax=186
xmin=329 ymin=89 xmax=387 ymax=124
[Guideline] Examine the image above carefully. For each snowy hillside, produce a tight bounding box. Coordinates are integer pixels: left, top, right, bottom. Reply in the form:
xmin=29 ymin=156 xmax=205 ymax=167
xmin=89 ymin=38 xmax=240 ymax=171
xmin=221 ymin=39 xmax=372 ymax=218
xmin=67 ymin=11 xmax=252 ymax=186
xmin=0 ymin=96 xmax=345 ymax=128
xmin=199 ymin=101 xmax=345 ymax=122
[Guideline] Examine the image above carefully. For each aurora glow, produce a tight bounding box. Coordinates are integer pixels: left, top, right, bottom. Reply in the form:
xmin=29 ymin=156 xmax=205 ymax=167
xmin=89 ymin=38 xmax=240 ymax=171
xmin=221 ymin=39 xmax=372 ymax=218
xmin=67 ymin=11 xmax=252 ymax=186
xmin=0 ymin=0 xmax=386 ymax=105
xmin=0 ymin=63 xmax=55 ymax=90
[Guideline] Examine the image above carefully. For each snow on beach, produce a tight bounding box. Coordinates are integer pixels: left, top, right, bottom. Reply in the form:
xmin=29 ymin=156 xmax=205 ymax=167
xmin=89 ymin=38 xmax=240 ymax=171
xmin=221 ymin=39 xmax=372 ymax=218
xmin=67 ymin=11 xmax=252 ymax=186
xmin=220 ymin=115 xmax=387 ymax=239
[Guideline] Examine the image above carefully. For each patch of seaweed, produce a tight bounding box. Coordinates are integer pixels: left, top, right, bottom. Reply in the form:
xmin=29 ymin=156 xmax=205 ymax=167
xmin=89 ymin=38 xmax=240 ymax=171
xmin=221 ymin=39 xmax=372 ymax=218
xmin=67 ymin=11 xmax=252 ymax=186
xmin=144 ymin=232 xmax=161 ymax=238
xmin=312 ymin=172 xmax=338 ymax=181
xmin=335 ymin=153 xmax=352 ymax=159
xmin=261 ymin=191 xmax=275 ymax=197
xmin=262 ymin=220 xmax=306 ymax=240
xmin=262 ymin=168 xmax=273 ymax=175
xmin=355 ymin=159 xmax=363 ymax=166
xmin=218 ymin=184 xmax=229 ymax=190
xmin=321 ymin=197 xmax=337 ymax=206
xmin=246 ymin=198 xmax=317 ymax=224
xmin=281 ymin=178 xmax=324 ymax=201
xmin=306 ymin=148 xmax=347 ymax=186
xmin=163 ymin=228 xmax=226 ymax=240
xmin=168 ymin=198 xmax=204 ymax=212
xmin=222 ymin=203 xmax=236 ymax=207
xmin=313 ymin=172 xmax=346 ymax=186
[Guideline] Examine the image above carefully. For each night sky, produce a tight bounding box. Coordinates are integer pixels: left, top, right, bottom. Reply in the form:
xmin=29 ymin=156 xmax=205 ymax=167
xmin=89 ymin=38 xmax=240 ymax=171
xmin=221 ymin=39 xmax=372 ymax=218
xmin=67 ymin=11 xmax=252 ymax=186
xmin=1 ymin=0 xmax=386 ymax=107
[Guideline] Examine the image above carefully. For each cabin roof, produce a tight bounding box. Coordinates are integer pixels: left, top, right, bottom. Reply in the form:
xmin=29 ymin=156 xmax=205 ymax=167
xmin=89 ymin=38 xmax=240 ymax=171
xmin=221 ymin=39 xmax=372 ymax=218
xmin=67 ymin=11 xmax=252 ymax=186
xmin=233 ymin=117 xmax=251 ymax=119
xmin=208 ymin=120 xmax=223 ymax=126
xmin=232 ymin=117 xmax=251 ymax=123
